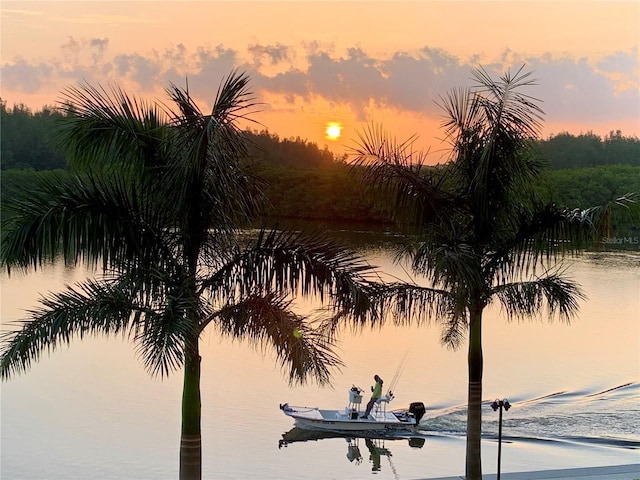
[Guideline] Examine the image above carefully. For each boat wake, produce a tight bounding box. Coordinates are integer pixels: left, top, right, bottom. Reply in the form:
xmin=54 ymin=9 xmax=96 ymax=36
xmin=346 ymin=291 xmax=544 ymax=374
xmin=421 ymin=381 xmax=640 ymax=450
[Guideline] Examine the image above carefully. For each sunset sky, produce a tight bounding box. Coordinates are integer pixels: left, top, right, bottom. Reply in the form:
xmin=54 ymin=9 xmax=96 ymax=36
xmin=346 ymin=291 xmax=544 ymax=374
xmin=1 ymin=1 xmax=638 ymax=160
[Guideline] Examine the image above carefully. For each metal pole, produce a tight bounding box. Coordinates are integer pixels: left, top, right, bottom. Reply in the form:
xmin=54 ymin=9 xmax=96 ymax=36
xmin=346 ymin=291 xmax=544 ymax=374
xmin=497 ymin=404 xmax=503 ymax=480
xmin=492 ymin=398 xmax=510 ymax=480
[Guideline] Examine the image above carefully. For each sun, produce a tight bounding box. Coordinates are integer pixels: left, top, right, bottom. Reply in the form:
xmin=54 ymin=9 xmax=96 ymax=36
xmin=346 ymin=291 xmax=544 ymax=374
xmin=325 ymin=122 xmax=342 ymax=140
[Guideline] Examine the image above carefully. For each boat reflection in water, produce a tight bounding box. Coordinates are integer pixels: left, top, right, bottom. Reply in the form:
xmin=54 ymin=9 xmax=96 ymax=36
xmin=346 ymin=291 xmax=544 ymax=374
xmin=279 ymin=427 xmax=426 ymax=474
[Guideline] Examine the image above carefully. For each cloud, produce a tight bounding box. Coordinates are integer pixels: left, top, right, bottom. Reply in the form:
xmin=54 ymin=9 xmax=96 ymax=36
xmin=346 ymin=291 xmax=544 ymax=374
xmin=256 ymin=69 xmax=309 ymax=102
xmin=182 ymin=46 xmax=240 ymax=99
xmin=597 ymin=48 xmax=639 ymax=75
xmin=250 ymin=47 xmax=387 ymax=119
xmin=113 ymin=53 xmax=161 ymax=90
xmin=525 ymin=54 xmax=640 ymax=124
xmin=247 ymin=43 xmax=291 ymax=68
xmin=381 ymin=47 xmax=470 ymax=114
xmin=1 ymin=40 xmax=638 ymax=135
xmin=59 ymin=36 xmax=110 ymax=68
xmin=89 ymin=38 xmax=109 ymax=64
xmin=60 ymin=36 xmax=82 ymax=63
xmin=249 ymin=46 xmax=469 ymax=121
xmin=305 ymin=48 xmax=387 ymax=119
xmin=1 ymin=58 xmax=53 ymax=93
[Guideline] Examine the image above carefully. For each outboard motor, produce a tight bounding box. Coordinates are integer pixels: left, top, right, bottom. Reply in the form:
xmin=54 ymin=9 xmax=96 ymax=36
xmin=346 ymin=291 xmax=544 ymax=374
xmin=409 ymin=402 xmax=426 ymax=424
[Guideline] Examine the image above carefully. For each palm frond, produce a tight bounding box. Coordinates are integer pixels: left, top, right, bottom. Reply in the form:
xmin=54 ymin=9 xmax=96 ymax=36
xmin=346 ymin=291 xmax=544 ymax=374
xmin=1 ymin=171 xmax=179 ymax=276
xmin=0 ymin=278 xmax=146 ymax=379
xmin=371 ymin=281 xmax=467 ymax=349
xmin=437 ymin=86 xmax=482 ymax=146
xmin=132 ymin=293 xmax=199 ymax=378
xmin=439 ymin=308 xmax=468 ymax=350
xmin=57 ymin=82 xmax=170 ymax=172
xmin=211 ymin=292 xmax=342 ymax=385
xmin=566 ymin=193 xmax=640 ymax=240
xmin=442 ymin=66 xmax=545 ymax=242
xmin=411 ymin=223 xmax=483 ymax=292
xmin=380 ymin=282 xmax=459 ymax=325
xmin=164 ymin=71 xmax=261 ymax=234
xmin=487 ymin=202 xmax=585 ymax=281
xmin=350 ymin=124 xmax=456 ymax=228
xmin=201 ymin=229 xmax=383 ymax=322
xmin=473 ymin=65 xmax=544 ymax=147
xmin=490 ymin=193 xmax=640 ymax=282
xmin=492 ymin=271 xmax=585 ymax=323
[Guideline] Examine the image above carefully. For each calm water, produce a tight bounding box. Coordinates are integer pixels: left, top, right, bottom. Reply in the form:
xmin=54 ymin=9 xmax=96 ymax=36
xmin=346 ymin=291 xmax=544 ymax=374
xmin=1 ymin=245 xmax=639 ymax=479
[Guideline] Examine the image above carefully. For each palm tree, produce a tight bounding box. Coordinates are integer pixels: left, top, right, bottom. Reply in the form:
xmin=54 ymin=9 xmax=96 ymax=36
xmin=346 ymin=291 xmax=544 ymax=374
xmin=351 ymin=66 xmax=635 ymax=479
xmin=0 ymin=71 xmax=382 ymax=480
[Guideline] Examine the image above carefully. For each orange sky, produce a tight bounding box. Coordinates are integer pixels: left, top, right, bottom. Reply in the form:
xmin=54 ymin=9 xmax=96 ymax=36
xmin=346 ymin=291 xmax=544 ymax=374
xmin=2 ymin=1 xmax=639 ymax=159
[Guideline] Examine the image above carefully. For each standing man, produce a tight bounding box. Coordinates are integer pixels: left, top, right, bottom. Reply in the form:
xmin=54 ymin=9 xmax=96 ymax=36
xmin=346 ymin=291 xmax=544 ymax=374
xmin=361 ymin=375 xmax=383 ymax=418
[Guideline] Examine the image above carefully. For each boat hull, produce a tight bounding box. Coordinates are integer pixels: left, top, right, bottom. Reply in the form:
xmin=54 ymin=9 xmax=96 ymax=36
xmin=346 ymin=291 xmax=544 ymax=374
xmin=280 ymin=405 xmax=418 ymax=433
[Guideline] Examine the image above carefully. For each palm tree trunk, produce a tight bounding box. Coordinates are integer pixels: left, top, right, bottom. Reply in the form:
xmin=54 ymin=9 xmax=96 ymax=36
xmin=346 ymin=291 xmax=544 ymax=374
xmin=465 ymin=304 xmax=483 ymax=480
xmin=180 ymin=345 xmax=202 ymax=480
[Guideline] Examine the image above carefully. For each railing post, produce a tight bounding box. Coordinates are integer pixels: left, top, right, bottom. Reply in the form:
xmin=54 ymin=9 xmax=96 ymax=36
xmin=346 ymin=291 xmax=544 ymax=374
xmin=491 ymin=398 xmax=511 ymax=480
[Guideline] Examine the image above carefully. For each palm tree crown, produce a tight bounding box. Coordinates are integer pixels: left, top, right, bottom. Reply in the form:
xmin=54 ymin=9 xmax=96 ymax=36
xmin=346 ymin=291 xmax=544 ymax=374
xmin=1 ymin=71 xmax=383 ymax=480
xmin=350 ymin=66 xmax=633 ymax=480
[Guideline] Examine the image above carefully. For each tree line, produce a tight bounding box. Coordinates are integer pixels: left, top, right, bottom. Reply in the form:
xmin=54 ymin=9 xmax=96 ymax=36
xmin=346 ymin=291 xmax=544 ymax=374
xmin=537 ymin=130 xmax=640 ymax=169
xmin=2 ymin=98 xmax=639 ymax=234
xmin=0 ymin=100 xmax=343 ymax=171
xmin=2 ymin=99 xmax=639 ymax=172
xmin=3 ymin=157 xmax=638 ymax=236
xmin=0 ymin=101 xmax=67 ymax=170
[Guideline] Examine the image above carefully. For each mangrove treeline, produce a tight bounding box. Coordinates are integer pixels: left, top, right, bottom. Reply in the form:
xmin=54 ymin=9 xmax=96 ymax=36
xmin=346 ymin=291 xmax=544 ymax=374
xmin=2 ymin=100 xmax=639 ymax=234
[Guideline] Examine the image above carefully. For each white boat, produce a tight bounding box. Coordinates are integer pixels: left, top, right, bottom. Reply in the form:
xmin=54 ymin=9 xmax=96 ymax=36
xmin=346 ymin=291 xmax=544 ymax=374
xmin=279 ymin=386 xmax=426 ymax=433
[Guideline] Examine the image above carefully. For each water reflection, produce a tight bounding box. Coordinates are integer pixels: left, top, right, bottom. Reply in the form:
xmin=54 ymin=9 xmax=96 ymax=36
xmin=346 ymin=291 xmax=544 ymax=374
xmin=2 ymin=250 xmax=638 ymax=479
xmin=279 ymin=427 xmax=426 ymax=475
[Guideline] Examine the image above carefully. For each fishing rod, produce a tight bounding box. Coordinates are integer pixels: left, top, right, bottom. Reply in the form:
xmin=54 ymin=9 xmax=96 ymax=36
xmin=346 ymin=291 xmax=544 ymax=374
xmin=388 ymin=351 xmax=410 ymax=395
